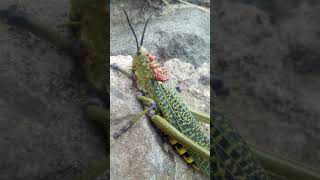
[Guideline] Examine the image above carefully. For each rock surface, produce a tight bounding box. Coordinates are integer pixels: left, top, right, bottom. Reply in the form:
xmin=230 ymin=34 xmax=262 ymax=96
xmin=110 ymin=0 xmax=210 ymax=67
xmin=214 ymin=0 xmax=320 ymax=169
xmin=0 ymin=1 xmax=106 ymax=180
xmin=110 ymin=55 xmax=209 ymax=180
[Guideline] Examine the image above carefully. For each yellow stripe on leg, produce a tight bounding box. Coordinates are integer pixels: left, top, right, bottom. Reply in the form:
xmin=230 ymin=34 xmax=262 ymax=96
xmin=175 ymin=146 xmax=187 ymax=155
xmin=183 ymin=155 xmax=194 ymax=164
xmin=151 ymin=115 xmax=209 ymax=159
xmin=168 ymin=137 xmax=178 ymax=145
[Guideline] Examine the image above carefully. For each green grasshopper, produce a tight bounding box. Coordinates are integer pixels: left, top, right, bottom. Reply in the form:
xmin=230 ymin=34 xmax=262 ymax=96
xmin=112 ymin=10 xmax=320 ymax=180
xmin=111 ymin=10 xmax=274 ymax=179
xmin=111 ymin=10 xmax=262 ymax=178
xmin=2 ymin=2 xmax=320 ymax=179
xmin=111 ymin=10 xmax=211 ymax=176
xmin=111 ymin=10 xmax=269 ymax=179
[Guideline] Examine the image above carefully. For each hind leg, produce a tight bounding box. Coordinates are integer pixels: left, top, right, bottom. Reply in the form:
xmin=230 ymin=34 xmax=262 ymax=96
xmin=151 ymin=115 xmax=209 ymax=159
xmin=113 ymin=95 xmax=156 ymax=139
xmin=189 ymin=109 xmax=210 ymax=124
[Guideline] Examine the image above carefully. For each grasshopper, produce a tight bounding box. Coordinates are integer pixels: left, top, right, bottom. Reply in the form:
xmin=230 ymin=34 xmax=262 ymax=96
xmin=2 ymin=2 xmax=320 ymax=179
xmin=111 ymin=10 xmax=267 ymax=178
xmin=111 ymin=10 xmax=272 ymax=179
xmin=111 ymin=10 xmax=211 ymax=176
xmin=112 ymin=10 xmax=320 ymax=180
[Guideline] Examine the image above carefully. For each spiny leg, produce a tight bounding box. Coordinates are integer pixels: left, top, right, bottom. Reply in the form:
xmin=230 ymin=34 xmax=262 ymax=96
xmin=114 ymin=95 xmax=210 ymax=158
xmin=113 ymin=108 xmax=149 ymax=139
xmin=189 ymin=108 xmax=210 ymax=124
xmin=111 ymin=63 xmax=141 ymax=91
xmin=151 ymin=115 xmax=209 ymax=159
xmin=111 ymin=63 xmax=134 ymax=79
xmin=136 ymin=95 xmax=155 ymax=106
xmin=113 ymin=95 xmax=156 ymax=139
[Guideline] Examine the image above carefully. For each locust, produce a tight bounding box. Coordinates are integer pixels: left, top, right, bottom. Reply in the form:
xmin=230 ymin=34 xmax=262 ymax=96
xmin=112 ymin=10 xmax=320 ymax=180
xmin=110 ymin=10 xmax=271 ymax=179
xmin=111 ymin=10 xmax=269 ymax=179
xmin=111 ymin=10 xmax=211 ymax=176
xmin=2 ymin=1 xmax=320 ymax=179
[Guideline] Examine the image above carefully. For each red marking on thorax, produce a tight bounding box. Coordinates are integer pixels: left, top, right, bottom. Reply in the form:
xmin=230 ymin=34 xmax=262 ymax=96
xmin=147 ymin=53 xmax=170 ymax=82
xmin=148 ymin=54 xmax=156 ymax=62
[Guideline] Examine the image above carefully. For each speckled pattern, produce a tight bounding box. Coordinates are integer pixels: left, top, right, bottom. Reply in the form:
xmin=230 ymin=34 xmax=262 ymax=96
xmin=110 ymin=55 xmax=210 ymax=180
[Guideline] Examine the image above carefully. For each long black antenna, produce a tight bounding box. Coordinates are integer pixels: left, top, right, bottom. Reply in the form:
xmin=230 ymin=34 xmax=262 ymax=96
xmin=123 ymin=10 xmax=139 ymax=51
xmin=140 ymin=14 xmax=153 ymax=47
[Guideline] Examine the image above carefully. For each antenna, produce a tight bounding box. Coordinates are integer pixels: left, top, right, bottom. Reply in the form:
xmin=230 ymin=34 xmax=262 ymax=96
xmin=123 ymin=9 xmax=139 ymax=51
xmin=140 ymin=14 xmax=153 ymax=47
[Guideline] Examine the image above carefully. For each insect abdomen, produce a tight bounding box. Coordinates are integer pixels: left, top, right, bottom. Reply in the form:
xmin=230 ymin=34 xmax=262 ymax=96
xmin=151 ymin=81 xmax=210 ymax=175
xmin=151 ymin=81 xmax=269 ymax=179
xmin=211 ymin=110 xmax=270 ymax=179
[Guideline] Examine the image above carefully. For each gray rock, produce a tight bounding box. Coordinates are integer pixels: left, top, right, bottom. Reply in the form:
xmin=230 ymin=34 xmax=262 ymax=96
xmin=110 ymin=55 xmax=209 ymax=180
xmin=227 ymin=0 xmax=320 ymax=23
xmin=214 ymin=1 xmax=320 ymax=168
xmin=0 ymin=1 xmax=106 ymax=180
xmin=185 ymin=0 xmax=210 ymax=7
xmin=111 ymin=0 xmax=210 ymax=67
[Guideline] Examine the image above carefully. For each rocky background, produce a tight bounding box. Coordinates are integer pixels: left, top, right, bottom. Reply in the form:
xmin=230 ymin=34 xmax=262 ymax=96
xmin=0 ymin=1 xmax=106 ymax=180
xmin=110 ymin=0 xmax=210 ymax=179
xmin=1 ymin=0 xmax=319 ymax=179
xmin=214 ymin=0 xmax=320 ymax=170
xmin=110 ymin=0 xmax=210 ymax=67
xmin=0 ymin=0 xmax=210 ymax=180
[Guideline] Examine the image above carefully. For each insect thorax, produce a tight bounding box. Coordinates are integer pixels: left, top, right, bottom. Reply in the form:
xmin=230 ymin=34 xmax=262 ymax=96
xmin=132 ymin=47 xmax=170 ymax=92
xmin=132 ymin=47 xmax=154 ymax=91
